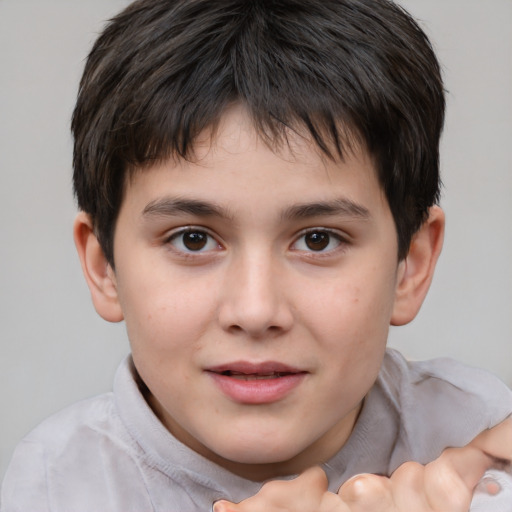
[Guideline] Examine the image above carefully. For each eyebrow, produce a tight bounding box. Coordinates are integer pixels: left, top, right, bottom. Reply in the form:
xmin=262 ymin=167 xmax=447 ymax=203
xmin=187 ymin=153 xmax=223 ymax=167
xmin=142 ymin=196 xmax=370 ymax=222
xmin=281 ymin=198 xmax=371 ymax=221
xmin=142 ymin=197 xmax=233 ymax=220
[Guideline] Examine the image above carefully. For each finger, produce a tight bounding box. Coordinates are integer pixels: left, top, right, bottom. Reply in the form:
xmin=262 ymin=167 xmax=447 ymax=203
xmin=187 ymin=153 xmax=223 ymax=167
xmin=217 ymin=466 xmax=330 ymax=512
xmin=263 ymin=466 xmax=328 ymax=508
xmin=294 ymin=465 xmax=330 ymax=489
xmin=338 ymin=473 xmax=395 ymax=510
xmin=256 ymin=466 xmax=328 ymax=505
xmin=432 ymin=445 xmax=493 ymax=490
xmin=423 ymin=446 xmax=491 ymax=511
xmin=388 ymin=461 xmax=433 ymax=510
xmin=469 ymin=417 xmax=512 ymax=461
xmin=319 ymin=491 xmax=353 ymax=512
xmin=213 ymin=499 xmax=239 ymax=512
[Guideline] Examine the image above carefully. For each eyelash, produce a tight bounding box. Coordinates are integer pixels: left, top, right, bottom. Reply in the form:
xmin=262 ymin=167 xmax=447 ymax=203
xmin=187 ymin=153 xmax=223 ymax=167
xmin=163 ymin=227 xmax=349 ymax=258
xmin=165 ymin=227 xmax=223 ymax=255
xmin=291 ymin=228 xmax=349 ymax=255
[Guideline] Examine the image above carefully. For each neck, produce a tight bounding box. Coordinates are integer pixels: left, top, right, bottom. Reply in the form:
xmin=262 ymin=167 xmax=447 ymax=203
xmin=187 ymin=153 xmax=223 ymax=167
xmin=148 ymin=390 xmax=363 ymax=481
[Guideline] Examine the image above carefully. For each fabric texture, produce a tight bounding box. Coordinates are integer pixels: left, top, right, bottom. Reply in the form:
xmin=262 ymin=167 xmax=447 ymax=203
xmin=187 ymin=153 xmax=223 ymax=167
xmin=2 ymin=349 xmax=511 ymax=511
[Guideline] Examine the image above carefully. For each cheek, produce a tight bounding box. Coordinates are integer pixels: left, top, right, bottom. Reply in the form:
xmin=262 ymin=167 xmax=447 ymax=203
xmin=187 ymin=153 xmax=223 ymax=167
xmin=300 ymin=266 xmax=396 ymax=371
xmin=118 ymin=267 xmax=219 ymax=355
xmin=305 ymin=268 xmax=395 ymax=334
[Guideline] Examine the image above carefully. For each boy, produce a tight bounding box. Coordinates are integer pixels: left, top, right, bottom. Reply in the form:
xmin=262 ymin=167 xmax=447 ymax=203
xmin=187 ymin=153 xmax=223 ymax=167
xmin=1 ymin=0 xmax=511 ymax=510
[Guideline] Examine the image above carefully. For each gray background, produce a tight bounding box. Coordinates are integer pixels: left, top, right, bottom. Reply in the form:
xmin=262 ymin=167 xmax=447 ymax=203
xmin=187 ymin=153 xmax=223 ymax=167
xmin=1 ymin=0 xmax=511 ymax=480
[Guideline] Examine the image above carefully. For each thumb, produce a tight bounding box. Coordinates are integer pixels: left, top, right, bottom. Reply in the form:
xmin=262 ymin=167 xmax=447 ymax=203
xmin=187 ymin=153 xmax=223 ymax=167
xmin=469 ymin=417 xmax=512 ymax=462
xmin=423 ymin=445 xmax=493 ymax=510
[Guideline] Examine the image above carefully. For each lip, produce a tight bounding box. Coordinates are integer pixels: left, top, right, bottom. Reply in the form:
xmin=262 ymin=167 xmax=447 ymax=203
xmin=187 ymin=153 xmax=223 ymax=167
xmin=205 ymin=361 xmax=307 ymax=404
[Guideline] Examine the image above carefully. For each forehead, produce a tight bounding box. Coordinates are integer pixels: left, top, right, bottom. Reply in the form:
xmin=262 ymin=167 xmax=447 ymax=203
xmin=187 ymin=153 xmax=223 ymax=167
xmin=192 ymin=105 xmax=364 ymax=168
xmin=123 ymin=105 xmax=388 ymax=220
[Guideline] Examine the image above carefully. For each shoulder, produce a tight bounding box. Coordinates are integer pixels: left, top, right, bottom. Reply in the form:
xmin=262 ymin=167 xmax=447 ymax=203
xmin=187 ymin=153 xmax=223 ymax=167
xmin=9 ymin=391 xmax=133 ymax=463
xmin=381 ymin=349 xmax=512 ymax=412
xmin=24 ymin=391 xmax=119 ymax=444
xmin=1 ymin=393 xmax=152 ymax=512
xmin=1 ymin=359 xmax=214 ymax=511
xmin=379 ymin=349 xmax=512 ymax=464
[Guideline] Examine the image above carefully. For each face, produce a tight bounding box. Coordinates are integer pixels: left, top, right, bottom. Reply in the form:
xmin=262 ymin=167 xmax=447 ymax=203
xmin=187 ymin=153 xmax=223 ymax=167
xmin=110 ymin=107 xmax=403 ymax=480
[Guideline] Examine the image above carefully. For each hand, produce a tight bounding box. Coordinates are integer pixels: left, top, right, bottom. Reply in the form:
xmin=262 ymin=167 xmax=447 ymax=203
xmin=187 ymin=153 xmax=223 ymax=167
xmin=213 ymin=448 xmax=491 ymax=512
xmin=213 ymin=466 xmax=348 ymax=512
xmin=337 ymin=444 xmax=493 ymax=511
xmin=338 ymin=418 xmax=511 ymax=509
xmin=213 ymin=417 xmax=511 ymax=511
xmin=469 ymin=416 xmax=512 ymax=461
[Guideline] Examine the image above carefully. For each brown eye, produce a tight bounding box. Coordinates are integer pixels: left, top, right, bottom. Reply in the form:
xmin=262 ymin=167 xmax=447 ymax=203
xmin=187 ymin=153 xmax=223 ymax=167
xmin=304 ymin=231 xmax=330 ymax=251
xmin=168 ymin=229 xmax=220 ymax=253
xmin=291 ymin=229 xmax=343 ymax=253
xmin=182 ymin=231 xmax=208 ymax=251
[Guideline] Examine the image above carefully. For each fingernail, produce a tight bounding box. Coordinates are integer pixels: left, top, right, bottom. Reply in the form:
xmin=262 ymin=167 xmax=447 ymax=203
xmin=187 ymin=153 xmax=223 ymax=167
xmin=476 ymin=476 xmax=502 ymax=496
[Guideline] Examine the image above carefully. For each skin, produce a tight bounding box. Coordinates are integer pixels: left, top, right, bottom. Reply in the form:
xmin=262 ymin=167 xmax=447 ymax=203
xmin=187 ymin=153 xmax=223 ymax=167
xmin=213 ymin=418 xmax=512 ymax=511
xmin=74 ymin=105 xmax=444 ymax=482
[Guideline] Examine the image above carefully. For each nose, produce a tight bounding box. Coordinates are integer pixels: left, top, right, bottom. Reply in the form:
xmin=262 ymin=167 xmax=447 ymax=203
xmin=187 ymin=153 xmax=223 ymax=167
xmin=217 ymin=250 xmax=294 ymax=338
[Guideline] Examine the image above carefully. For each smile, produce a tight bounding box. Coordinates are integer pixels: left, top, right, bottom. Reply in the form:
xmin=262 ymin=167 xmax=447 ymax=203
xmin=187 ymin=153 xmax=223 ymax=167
xmin=206 ymin=362 xmax=307 ymax=404
xmin=219 ymin=371 xmax=294 ymax=380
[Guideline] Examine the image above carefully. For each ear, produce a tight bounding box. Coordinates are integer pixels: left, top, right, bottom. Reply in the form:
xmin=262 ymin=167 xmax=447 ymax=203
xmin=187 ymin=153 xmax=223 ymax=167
xmin=73 ymin=212 xmax=124 ymax=323
xmin=391 ymin=206 xmax=445 ymax=326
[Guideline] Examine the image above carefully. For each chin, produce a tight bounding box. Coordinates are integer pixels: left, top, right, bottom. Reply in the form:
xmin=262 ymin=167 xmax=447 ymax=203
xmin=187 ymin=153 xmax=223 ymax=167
xmin=213 ymin=438 xmax=302 ymax=466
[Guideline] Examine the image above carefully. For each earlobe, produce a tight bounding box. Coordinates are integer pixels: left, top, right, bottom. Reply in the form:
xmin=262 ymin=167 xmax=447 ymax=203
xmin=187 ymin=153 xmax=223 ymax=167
xmin=391 ymin=206 xmax=445 ymax=326
xmin=73 ymin=212 xmax=124 ymax=323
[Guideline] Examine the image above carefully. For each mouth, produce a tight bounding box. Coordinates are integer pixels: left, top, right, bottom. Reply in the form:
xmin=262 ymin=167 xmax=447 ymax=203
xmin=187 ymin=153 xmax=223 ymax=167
xmin=216 ymin=370 xmax=298 ymax=381
xmin=206 ymin=362 xmax=307 ymax=404
xmin=207 ymin=361 xmax=305 ymax=378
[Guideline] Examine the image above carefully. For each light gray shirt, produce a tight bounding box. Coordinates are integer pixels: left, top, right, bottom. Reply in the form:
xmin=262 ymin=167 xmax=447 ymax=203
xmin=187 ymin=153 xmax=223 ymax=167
xmin=2 ymin=349 xmax=511 ymax=511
